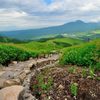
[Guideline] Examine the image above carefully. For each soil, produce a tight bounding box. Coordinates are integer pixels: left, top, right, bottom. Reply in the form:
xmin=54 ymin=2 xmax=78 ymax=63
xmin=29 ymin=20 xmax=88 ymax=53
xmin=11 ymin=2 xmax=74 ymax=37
xmin=30 ymin=66 xmax=100 ymax=100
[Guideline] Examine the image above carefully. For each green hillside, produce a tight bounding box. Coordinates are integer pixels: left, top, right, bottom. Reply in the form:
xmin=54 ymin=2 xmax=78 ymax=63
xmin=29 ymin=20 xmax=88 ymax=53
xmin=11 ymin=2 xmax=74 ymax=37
xmin=0 ymin=36 xmax=21 ymax=43
xmin=60 ymin=39 xmax=100 ymax=67
xmin=0 ymin=37 xmax=83 ymax=65
xmin=2 ymin=37 xmax=83 ymax=54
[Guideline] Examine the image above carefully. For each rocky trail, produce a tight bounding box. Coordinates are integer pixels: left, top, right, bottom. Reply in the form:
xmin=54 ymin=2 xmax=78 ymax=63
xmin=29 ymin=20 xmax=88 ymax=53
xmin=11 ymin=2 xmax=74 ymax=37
xmin=0 ymin=54 xmax=59 ymax=100
xmin=0 ymin=54 xmax=100 ymax=100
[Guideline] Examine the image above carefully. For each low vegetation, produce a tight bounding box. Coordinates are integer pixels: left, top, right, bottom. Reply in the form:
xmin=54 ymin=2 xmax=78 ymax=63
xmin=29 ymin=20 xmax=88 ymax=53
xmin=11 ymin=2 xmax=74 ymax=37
xmin=0 ymin=37 xmax=83 ymax=65
xmin=60 ymin=39 xmax=100 ymax=67
xmin=0 ymin=44 xmax=37 ymax=65
xmin=70 ymin=83 xmax=78 ymax=97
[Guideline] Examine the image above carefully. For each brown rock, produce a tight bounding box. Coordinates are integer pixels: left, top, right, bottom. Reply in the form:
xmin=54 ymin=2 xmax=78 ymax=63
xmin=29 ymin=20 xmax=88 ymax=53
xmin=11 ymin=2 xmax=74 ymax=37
xmin=0 ymin=85 xmax=23 ymax=100
xmin=58 ymin=84 xmax=64 ymax=90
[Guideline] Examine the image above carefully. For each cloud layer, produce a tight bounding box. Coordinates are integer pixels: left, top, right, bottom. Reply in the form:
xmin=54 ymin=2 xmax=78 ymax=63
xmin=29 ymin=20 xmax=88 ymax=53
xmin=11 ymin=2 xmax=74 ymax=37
xmin=0 ymin=0 xmax=100 ymax=31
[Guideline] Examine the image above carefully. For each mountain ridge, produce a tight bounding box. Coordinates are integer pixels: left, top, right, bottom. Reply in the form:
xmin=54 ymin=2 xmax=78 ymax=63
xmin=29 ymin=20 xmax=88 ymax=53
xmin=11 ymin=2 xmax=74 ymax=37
xmin=0 ymin=20 xmax=100 ymax=40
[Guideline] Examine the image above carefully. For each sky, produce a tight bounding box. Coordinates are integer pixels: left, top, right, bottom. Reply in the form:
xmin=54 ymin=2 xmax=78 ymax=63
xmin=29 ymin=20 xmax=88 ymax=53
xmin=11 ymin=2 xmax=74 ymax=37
xmin=0 ymin=0 xmax=100 ymax=31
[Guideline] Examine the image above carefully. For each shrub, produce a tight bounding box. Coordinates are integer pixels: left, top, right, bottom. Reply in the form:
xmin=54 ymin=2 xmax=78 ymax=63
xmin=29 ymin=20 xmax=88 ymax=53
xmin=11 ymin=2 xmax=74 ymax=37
xmin=95 ymin=62 xmax=100 ymax=71
xmin=0 ymin=44 xmax=38 ymax=65
xmin=60 ymin=40 xmax=100 ymax=67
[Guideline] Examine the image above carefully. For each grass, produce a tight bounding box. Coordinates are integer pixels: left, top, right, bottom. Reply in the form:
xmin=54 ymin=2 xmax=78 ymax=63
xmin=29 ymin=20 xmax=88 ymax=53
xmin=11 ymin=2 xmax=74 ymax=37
xmin=0 ymin=37 xmax=83 ymax=65
xmin=60 ymin=39 xmax=100 ymax=67
xmin=0 ymin=37 xmax=83 ymax=54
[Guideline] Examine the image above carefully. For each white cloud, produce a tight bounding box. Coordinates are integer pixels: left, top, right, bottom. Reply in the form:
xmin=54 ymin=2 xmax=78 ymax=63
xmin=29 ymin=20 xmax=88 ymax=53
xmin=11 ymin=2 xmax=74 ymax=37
xmin=0 ymin=0 xmax=100 ymax=31
xmin=0 ymin=9 xmax=28 ymax=18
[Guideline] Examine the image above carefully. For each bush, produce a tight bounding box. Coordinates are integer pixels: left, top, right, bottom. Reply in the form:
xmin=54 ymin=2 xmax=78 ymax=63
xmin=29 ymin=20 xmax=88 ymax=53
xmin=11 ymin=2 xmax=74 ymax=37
xmin=0 ymin=44 xmax=38 ymax=65
xmin=60 ymin=40 xmax=100 ymax=67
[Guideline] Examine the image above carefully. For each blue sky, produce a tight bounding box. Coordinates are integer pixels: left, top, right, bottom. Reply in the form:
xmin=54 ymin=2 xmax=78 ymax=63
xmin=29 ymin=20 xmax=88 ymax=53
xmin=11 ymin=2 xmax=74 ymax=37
xmin=0 ymin=0 xmax=100 ymax=31
xmin=44 ymin=0 xmax=53 ymax=4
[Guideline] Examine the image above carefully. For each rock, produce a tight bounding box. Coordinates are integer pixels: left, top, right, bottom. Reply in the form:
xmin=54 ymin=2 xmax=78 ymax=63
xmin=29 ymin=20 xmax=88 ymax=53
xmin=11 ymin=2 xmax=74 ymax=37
xmin=24 ymin=69 xmax=31 ymax=75
xmin=11 ymin=61 xmax=17 ymax=64
xmin=0 ymin=71 xmax=5 ymax=76
xmin=0 ymin=71 xmax=15 ymax=79
xmin=0 ymin=85 xmax=24 ymax=100
xmin=0 ymin=78 xmax=6 ymax=88
xmin=4 ymin=79 xmax=21 ymax=87
xmin=29 ymin=57 xmax=33 ymax=60
xmin=28 ymin=63 xmax=36 ymax=69
xmin=45 ymin=54 xmax=48 ymax=58
xmin=18 ymin=89 xmax=37 ymax=100
xmin=54 ymin=83 xmax=57 ymax=88
xmin=58 ymin=84 xmax=64 ymax=90
xmin=18 ymin=72 xmax=26 ymax=82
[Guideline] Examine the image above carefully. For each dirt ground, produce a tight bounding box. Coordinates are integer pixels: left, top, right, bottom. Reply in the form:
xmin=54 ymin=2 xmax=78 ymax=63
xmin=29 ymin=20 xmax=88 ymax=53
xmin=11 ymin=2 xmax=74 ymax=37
xmin=30 ymin=65 xmax=100 ymax=100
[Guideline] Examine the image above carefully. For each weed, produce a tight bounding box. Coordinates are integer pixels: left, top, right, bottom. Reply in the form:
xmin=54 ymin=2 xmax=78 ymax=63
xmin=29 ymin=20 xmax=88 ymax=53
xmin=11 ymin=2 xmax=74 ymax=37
xmin=89 ymin=66 xmax=95 ymax=79
xmin=70 ymin=83 xmax=78 ymax=97
xmin=68 ymin=67 xmax=76 ymax=74
xmin=81 ymin=69 xmax=87 ymax=78
xmin=33 ymin=74 xmax=53 ymax=93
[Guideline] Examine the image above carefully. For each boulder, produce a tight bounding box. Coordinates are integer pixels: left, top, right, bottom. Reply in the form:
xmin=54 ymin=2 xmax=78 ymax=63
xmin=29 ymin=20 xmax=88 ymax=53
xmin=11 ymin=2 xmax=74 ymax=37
xmin=0 ymin=85 xmax=24 ymax=100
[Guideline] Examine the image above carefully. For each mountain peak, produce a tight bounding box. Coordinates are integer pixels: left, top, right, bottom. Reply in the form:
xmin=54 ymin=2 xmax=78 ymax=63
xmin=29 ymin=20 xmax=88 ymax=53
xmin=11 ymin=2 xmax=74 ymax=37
xmin=75 ymin=20 xmax=85 ymax=23
xmin=63 ymin=20 xmax=85 ymax=26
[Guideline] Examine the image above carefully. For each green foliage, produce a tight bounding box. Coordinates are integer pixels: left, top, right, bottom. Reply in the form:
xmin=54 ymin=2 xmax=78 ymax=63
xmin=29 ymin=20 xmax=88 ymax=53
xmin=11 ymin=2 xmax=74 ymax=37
xmin=96 ymin=77 xmax=100 ymax=81
xmin=95 ymin=62 xmax=100 ymax=71
xmin=36 ymin=75 xmax=53 ymax=91
xmin=0 ymin=36 xmax=21 ymax=43
xmin=89 ymin=66 xmax=95 ymax=79
xmin=68 ymin=67 xmax=76 ymax=73
xmin=60 ymin=39 xmax=100 ymax=67
xmin=70 ymin=83 xmax=78 ymax=96
xmin=81 ymin=69 xmax=87 ymax=78
xmin=32 ymin=74 xmax=53 ymax=96
xmin=0 ymin=44 xmax=38 ymax=65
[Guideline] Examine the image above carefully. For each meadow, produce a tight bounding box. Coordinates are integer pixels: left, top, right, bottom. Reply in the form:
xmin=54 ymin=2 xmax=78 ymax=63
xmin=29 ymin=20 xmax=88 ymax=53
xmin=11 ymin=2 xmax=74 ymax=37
xmin=0 ymin=37 xmax=83 ymax=65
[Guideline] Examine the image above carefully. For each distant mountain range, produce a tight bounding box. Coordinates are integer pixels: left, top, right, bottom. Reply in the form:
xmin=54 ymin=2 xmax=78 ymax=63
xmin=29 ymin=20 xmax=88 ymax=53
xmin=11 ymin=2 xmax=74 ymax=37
xmin=0 ymin=20 xmax=100 ymax=40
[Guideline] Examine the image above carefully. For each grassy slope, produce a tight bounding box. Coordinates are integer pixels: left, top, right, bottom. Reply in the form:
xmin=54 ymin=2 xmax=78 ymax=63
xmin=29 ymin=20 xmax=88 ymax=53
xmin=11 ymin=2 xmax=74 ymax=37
xmin=60 ymin=39 xmax=100 ymax=66
xmin=0 ymin=37 xmax=84 ymax=64
xmin=0 ymin=36 xmax=21 ymax=43
xmin=0 ymin=37 xmax=83 ymax=54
